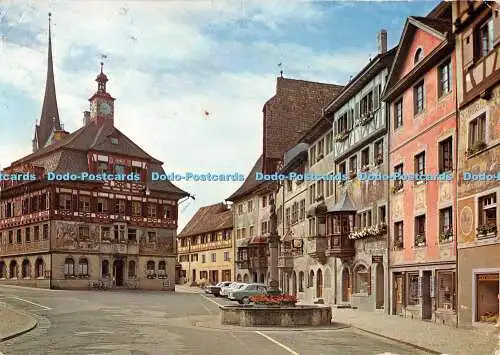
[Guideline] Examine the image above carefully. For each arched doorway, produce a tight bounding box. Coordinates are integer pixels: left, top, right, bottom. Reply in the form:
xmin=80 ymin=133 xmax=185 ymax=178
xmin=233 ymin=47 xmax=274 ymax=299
xmin=260 ymin=273 xmax=265 ymax=283
xmin=9 ymin=260 xmax=17 ymax=279
xmin=113 ymin=259 xmax=124 ymax=286
xmin=0 ymin=261 xmax=6 ymax=279
xmin=243 ymin=274 xmax=249 ymax=283
xmin=316 ymin=269 xmax=323 ymax=298
xmin=342 ymin=268 xmax=350 ymax=302
xmin=376 ymin=263 xmax=384 ymax=309
xmin=236 ymin=274 xmax=242 ymax=282
xmin=292 ymin=271 xmax=297 ymax=296
xmin=22 ymin=259 xmax=30 ymax=278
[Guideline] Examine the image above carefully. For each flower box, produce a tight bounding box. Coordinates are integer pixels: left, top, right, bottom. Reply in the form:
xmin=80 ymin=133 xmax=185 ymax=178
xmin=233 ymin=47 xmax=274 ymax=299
xmin=250 ymin=294 xmax=298 ymax=306
xmin=358 ymin=113 xmax=374 ymax=126
xmin=335 ymin=131 xmax=350 ymax=142
xmin=414 ymin=234 xmax=426 ymax=247
xmin=391 ymin=182 xmax=403 ymax=194
xmin=465 ymin=141 xmax=487 ymax=157
xmin=361 ymin=165 xmax=370 ymax=172
xmin=477 ymin=224 xmax=497 ymax=238
xmin=439 ymin=229 xmax=453 ymax=243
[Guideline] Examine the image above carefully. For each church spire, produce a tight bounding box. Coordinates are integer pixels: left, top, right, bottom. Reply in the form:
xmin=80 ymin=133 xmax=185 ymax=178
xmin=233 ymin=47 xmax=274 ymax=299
xmin=34 ymin=12 xmax=61 ymax=152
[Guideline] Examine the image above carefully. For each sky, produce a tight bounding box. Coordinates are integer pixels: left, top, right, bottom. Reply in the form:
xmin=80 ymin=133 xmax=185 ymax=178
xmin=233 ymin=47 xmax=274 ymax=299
xmin=0 ymin=0 xmax=439 ymax=230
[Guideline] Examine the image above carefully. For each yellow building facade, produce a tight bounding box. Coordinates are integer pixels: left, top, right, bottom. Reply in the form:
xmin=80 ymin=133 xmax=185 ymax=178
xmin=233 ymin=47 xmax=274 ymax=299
xmin=177 ymin=203 xmax=233 ymax=285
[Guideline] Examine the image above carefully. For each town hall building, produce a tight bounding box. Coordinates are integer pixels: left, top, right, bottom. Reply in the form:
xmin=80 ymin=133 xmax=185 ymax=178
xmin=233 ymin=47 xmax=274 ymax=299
xmin=0 ymin=16 xmax=188 ymax=290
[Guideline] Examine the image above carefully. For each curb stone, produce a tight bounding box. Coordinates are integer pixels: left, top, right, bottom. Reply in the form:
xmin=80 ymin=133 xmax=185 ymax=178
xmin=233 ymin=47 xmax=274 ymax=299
xmin=0 ymin=307 xmax=38 ymax=342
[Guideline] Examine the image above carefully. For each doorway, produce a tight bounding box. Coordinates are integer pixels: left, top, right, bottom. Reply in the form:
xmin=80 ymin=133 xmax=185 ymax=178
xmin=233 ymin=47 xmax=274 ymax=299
xmin=422 ymin=271 xmax=432 ymax=320
xmin=341 ymin=268 xmax=350 ymax=302
xmin=376 ymin=263 xmax=384 ymax=309
xmin=317 ymin=269 xmax=323 ymax=298
xmin=192 ymin=269 xmax=196 ymax=282
xmin=394 ymin=273 xmax=404 ymax=315
xmin=476 ymin=273 xmax=499 ymax=322
xmin=292 ymin=271 xmax=297 ymax=296
xmin=113 ymin=259 xmax=124 ymax=286
xmin=210 ymin=270 xmax=219 ymax=284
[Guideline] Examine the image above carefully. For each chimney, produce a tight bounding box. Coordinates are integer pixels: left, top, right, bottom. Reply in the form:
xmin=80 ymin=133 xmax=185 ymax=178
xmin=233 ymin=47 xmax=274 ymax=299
xmin=378 ymin=29 xmax=387 ymax=54
xmin=83 ymin=111 xmax=90 ymax=125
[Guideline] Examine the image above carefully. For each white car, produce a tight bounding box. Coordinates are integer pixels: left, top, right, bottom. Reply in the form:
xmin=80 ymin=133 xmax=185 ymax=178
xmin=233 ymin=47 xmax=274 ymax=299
xmin=220 ymin=282 xmax=244 ymax=297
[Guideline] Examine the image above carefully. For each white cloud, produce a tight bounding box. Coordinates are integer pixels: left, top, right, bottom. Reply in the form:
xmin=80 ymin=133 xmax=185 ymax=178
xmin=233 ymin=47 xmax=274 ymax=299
xmin=0 ymin=1 xmax=369 ymax=229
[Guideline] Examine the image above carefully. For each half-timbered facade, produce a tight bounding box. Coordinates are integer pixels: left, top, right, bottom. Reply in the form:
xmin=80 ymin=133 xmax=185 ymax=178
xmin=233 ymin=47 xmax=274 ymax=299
xmin=0 ymin=25 xmax=188 ymax=290
xmin=177 ymin=203 xmax=233 ymax=285
xmin=325 ymin=31 xmax=394 ymax=312
xmin=453 ymin=0 xmax=500 ymax=326
xmin=383 ymin=4 xmax=458 ymax=325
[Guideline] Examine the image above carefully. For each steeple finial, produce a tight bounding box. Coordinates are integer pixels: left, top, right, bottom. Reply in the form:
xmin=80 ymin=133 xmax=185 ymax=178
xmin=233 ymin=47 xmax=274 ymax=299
xmin=34 ymin=12 xmax=61 ymax=152
xmin=100 ymin=61 xmax=104 ymax=73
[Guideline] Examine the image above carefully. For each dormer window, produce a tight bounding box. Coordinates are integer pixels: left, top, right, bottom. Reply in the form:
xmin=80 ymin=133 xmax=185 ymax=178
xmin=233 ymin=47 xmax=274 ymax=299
xmin=414 ymin=48 xmax=424 ymax=64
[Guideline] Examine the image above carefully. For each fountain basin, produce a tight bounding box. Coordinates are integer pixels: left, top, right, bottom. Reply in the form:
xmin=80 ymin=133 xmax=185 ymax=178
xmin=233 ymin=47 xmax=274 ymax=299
xmin=219 ymin=304 xmax=332 ymax=327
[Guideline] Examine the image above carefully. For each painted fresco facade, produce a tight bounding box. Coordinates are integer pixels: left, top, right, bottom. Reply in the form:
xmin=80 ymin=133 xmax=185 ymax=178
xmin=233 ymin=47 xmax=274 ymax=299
xmin=384 ymin=7 xmax=458 ymax=325
xmin=0 ymin=31 xmax=187 ymax=290
xmin=453 ymin=1 xmax=500 ymax=326
xmin=328 ymin=41 xmax=393 ymax=313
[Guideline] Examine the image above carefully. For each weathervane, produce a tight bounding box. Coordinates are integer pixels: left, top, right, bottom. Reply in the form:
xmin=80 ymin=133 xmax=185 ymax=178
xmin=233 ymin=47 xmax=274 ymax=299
xmin=278 ymin=62 xmax=283 ymax=78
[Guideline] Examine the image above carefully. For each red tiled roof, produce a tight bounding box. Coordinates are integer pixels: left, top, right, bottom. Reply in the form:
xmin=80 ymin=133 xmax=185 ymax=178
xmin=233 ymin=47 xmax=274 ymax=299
xmin=178 ymin=202 xmax=233 ymax=237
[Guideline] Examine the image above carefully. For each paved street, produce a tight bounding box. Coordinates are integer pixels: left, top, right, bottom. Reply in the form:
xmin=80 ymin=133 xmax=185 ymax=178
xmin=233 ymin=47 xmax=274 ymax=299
xmin=0 ymin=285 xmax=429 ymax=355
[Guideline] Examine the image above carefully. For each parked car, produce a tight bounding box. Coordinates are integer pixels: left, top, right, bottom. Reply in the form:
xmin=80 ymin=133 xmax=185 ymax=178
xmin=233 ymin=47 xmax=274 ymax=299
xmin=220 ymin=282 xmax=245 ymax=297
xmin=207 ymin=281 xmax=232 ymax=297
xmin=229 ymin=283 xmax=268 ymax=304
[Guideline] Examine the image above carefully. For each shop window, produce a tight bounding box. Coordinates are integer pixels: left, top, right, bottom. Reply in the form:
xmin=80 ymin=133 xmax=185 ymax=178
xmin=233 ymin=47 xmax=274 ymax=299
xmin=354 ymin=265 xmax=369 ymax=294
xmin=407 ymin=273 xmax=420 ymax=305
xmin=437 ymin=271 xmax=455 ymax=310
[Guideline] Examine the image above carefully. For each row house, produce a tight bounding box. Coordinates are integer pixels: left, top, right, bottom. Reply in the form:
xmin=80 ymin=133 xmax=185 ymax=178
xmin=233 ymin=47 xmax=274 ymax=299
xmin=177 ymin=203 xmax=233 ymax=285
xmin=453 ymin=1 xmax=500 ymax=326
xmin=382 ymin=4 xmax=458 ymax=325
xmin=326 ymin=30 xmax=395 ymax=312
xmin=277 ymin=118 xmax=337 ymax=304
xmin=228 ymin=77 xmax=343 ymax=285
xmin=0 ymin=21 xmax=187 ymax=290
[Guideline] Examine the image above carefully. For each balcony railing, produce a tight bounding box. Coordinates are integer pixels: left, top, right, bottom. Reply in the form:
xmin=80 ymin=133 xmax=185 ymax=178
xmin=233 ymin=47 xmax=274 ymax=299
xmin=325 ymin=235 xmax=355 ymax=259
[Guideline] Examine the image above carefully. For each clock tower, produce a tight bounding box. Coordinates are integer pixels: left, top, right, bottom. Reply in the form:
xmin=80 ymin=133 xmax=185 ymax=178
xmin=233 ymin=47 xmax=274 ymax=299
xmin=88 ymin=62 xmax=115 ymax=125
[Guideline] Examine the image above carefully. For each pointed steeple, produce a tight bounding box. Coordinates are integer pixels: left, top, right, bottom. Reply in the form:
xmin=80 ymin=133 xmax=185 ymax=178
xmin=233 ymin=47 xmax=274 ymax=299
xmin=34 ymin=12 xmax=61 ymax=152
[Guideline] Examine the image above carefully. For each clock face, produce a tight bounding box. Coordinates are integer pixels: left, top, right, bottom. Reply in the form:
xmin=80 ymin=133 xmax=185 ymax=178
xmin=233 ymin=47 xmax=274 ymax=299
xmin=99 ymin=101 xmax=112 ymax=115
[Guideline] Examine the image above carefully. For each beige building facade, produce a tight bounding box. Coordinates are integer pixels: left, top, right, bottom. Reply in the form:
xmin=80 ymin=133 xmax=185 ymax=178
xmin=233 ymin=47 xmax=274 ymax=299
xmin=177 ymin=203 xmax=233 ymax=285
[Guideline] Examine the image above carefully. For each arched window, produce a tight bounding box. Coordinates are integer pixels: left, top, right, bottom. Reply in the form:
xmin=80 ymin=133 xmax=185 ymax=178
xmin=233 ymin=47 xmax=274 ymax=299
xmin=236 ymin=274 xmax=242 ymax=282
xmin=0 ymin=261 xmax=6 ymax=279
xmin=102 ymin=260 xmax=109 ymax=277
xmin=78 ymin=258 xmax=88 ymax=276
xmin=128 ymin=260 xmax=136 ymax=278
xmin=9 ymin=260 xmax=18 ymax=279
xmin=64 ymin=258 xmax=74 ymax=276
xmin=299 ymin=271 xmax=304 ymax=292
xmin=146 ymin=260 xmax=155 ymax=274
xmin=158 ymin=261 xmax=166 ymax=278
xmin=309 ymin=270 xmax=315 ymax=288
xmin=354 ymin=264 xmax=369 ymax=294
xmin=243 ymin=274 xmax=249 ymax=283
xmin=35 ymin=258 xmax=44 ymax=278
xmin=414 ymin=48 xmax=424 ymax=64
